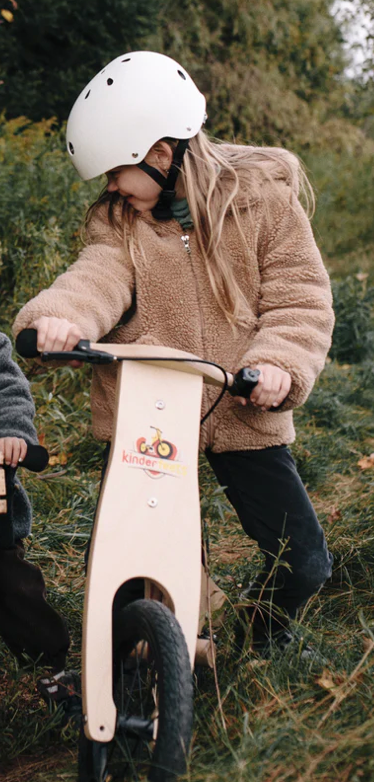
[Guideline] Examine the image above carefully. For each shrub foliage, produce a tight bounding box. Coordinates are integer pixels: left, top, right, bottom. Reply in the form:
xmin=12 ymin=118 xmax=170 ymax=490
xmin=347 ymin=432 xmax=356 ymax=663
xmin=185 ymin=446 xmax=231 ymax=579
xmin=0 ymin=0 xmax=363 ymax=151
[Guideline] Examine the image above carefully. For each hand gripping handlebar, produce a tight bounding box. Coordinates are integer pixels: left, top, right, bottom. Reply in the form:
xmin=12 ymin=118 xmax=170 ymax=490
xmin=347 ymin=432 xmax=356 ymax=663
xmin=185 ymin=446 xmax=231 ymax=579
xmin=16 ymin=329 xmax=261 ymax=399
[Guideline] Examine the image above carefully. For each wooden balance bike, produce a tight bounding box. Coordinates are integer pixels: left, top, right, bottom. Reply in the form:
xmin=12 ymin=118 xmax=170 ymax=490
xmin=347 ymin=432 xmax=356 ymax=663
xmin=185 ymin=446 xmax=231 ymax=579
xmin=17 ymin=329 xmax=259 ymax=782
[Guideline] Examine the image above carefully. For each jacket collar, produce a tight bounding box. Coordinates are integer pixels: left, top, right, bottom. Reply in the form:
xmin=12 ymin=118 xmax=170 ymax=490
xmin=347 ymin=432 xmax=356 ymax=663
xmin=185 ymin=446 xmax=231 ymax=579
xmin=138 ymin=209 xmax=186 ymax=236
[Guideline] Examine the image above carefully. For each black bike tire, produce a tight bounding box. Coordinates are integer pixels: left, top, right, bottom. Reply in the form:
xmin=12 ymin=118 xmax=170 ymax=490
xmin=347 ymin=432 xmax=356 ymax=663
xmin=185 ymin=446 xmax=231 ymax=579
xmin=78 ymin=598 xmax=194 ymax=782
xmin=155 ymin=440 xmax=173 ymax=458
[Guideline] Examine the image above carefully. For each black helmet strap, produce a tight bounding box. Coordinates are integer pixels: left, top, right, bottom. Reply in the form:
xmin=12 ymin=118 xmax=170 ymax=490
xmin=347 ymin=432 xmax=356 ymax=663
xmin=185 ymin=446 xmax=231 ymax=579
xmin=136 ymin=160 xmax=167 ymax=188
xmin=136 ymin=139 xmax=190 ymax=221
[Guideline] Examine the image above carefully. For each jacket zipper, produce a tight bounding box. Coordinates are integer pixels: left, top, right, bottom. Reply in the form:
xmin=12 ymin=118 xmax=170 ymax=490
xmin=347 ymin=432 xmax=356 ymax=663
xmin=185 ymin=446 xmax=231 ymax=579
xmin=181 ymin=234 xmax=191 ymax=255
xmin=180 ymin=233 xmax=214 ymax=447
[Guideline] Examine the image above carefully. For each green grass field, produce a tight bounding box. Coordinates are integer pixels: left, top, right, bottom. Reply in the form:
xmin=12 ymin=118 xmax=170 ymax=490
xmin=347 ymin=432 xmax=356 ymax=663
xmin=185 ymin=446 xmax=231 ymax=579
xmin=1 ymin=118 xmax=374 ymax=780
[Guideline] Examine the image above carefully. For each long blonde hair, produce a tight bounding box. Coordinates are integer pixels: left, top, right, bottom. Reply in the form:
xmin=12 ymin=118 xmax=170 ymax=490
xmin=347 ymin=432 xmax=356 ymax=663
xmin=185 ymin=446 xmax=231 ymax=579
xmin=85 ymin=130 xmax=314 ymax=325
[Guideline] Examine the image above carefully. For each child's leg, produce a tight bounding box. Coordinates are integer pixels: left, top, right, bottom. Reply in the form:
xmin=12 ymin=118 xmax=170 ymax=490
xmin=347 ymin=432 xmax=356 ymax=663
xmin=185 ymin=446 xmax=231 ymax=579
xmin=0 ymin=540 xmax=70 ymax=672
xmin=205 ymin=446 xmax=332 ymax=640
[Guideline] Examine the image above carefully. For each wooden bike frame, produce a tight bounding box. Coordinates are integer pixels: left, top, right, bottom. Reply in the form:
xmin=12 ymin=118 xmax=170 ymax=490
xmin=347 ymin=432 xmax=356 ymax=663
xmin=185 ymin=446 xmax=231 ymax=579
xmin=82 ymin=344 xmax=232 ymax=742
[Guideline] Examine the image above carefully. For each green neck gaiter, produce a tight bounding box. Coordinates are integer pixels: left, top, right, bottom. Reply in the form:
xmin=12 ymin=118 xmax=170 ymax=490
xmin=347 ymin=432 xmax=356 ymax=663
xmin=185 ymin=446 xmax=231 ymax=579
xmin=170 ymin=197 xmax=193 ymax=229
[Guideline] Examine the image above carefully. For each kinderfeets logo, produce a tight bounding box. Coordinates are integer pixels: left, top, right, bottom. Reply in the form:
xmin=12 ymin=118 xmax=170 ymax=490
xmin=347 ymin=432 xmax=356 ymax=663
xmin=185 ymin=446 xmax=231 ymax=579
xmin=122 ymin=427 xmax=187 ymax=479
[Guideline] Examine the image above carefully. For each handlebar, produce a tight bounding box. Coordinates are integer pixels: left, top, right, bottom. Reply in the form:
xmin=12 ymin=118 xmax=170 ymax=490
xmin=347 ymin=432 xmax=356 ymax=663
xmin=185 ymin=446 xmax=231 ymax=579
xmin=228 ymin=367 xmax=261 ymax=398
xmin=0 ymin=442 xmax=49 ymax=550
xmin=0 ymin=443 xmax=49 ymax=473
xmin=20 ymin=444 xmax=49 ymax=472
xmin=16 ymin=328 xmax=260 ymax=400
xmin=16 ymin=329 xmax=114 ymax=365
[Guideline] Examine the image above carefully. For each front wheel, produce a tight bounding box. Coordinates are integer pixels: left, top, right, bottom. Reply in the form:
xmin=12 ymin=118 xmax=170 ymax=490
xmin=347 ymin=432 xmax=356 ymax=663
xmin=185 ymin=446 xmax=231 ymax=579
xmin=155 ymin=441 xmax=174 ymax=459
xmin=78 ymin=599 xmax=193 ymax=782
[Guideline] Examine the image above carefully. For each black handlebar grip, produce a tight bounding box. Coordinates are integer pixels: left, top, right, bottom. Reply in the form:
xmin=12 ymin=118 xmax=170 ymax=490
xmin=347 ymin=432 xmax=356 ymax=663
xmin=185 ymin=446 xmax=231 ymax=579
xmin=16 ymin=328 xmax=39 ymax=358
xmin=229 ymin=368 xmax=260 ymax=398
xmin=15 ymin=330 xmax=113 ymax=365
xmin=21 ymin=444 xmax=49 ymax=472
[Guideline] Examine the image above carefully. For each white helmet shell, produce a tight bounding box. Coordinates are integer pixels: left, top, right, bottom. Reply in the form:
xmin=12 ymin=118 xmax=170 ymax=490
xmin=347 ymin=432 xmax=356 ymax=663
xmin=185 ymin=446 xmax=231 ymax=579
xmin=66 ymin=51 xmax=206 ymax=180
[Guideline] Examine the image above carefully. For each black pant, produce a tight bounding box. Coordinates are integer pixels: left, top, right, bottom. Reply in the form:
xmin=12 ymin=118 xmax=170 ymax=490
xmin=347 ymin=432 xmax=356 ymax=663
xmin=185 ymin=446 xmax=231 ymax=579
xmin=0 ymin=540 xmax=70 ymax=672
xmin=0 ymin=464 xmax=69 ymax=671
xmin=206 ymin=446 xmax=333 ymax=634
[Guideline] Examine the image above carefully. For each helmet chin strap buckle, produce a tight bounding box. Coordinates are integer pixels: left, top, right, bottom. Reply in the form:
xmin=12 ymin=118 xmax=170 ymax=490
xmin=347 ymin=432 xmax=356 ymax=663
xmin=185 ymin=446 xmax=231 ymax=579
xmin=152 ymin=189 xmax=177 ymax=220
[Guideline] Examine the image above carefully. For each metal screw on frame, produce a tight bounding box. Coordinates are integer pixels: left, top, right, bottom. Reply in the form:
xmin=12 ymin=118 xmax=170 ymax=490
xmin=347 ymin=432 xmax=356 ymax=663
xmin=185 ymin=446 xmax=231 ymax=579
xmin=155 ymin=400 xmax=165 ymax=410
xmin=148 ymin=498 xmax=158 ymax=508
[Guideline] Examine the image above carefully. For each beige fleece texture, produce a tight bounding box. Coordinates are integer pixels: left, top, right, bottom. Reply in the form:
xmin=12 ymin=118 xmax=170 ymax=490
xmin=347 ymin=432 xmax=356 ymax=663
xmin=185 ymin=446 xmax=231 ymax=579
xmin=13 ymin=153 xmax=334 ymax=452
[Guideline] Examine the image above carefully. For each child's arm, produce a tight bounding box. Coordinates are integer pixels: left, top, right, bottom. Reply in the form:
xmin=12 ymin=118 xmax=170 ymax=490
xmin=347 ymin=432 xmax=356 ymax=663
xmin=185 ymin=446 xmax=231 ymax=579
xmin=13 ymin=210 xmax=135 ymax=344
xmin=237 ymin=188 xmax=335 ymax=411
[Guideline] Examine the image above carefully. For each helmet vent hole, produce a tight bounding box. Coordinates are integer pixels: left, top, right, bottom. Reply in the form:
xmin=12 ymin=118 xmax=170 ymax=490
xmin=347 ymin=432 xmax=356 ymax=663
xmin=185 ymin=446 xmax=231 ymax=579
xmin=107 ymin=78 xmax=114 ymax=86
xmin=177 ymin=70 xmax=186 ymax=80
xmin=68 ymin=142 xmax=75 ymax=155
xmin=85 ymin=90 xmax=91 ymax=99
xmin=101 ymin=69 xmax=105 ymax=74
xmin=132 ymin=153 xmax=139 ymax=158
xmin=186 ymin=127 xmax=192 ymax=131
xmin=122 ymin=58 xmax=131 ymax=62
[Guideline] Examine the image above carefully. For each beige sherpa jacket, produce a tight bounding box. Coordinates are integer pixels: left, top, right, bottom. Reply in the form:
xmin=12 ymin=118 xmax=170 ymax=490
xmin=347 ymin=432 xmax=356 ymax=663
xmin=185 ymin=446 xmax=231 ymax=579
xmin=13 ymin=148 xmax=334 ymax=452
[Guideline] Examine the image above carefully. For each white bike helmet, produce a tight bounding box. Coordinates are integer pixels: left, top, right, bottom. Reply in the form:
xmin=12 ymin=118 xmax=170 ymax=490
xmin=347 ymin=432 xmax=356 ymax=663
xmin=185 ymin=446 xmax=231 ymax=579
xmin=66 ymin=50 xmax=206 ymax=181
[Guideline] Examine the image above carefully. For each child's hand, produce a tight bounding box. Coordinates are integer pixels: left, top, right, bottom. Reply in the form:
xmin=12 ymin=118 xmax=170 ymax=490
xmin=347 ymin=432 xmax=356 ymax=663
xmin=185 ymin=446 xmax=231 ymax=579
xmin=32 ymin=316 xmax=83 ymax=352
xmin=31 ymin=316 xmax=84 ymax=368
xmin=0 ymin=437 xmax=28 ymax=467
xmin=234 ymin=364 xmax=291 ymax=411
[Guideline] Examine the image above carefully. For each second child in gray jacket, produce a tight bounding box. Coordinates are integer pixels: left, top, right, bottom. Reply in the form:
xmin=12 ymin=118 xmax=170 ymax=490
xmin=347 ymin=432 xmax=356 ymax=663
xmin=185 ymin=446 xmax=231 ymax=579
xmin=0 ymin=331 xmax=75 ymax=711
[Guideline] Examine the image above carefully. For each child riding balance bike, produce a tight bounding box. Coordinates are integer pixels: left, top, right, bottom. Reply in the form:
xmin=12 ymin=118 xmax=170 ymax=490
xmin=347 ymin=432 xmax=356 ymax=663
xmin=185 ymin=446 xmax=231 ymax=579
xmin=14 ymin=50 xmax=334 ymax=780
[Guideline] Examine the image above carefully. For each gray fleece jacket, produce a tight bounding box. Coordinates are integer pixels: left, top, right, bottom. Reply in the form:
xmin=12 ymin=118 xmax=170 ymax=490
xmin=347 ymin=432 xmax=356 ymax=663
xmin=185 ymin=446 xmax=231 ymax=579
xmin=0 ymin=332 xmax=39 ymax=539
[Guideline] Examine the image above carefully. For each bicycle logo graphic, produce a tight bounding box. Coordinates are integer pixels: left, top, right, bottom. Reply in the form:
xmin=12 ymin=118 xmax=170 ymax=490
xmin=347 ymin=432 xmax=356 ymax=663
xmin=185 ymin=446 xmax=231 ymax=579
xmin=122 ymin=427 xmax=187 ymax=479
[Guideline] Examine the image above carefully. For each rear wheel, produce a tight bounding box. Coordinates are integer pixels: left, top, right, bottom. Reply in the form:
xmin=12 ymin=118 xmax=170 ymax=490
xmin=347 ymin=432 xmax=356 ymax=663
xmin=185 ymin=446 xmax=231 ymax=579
xmin=78 ymin=599 xmax=193 ymax=781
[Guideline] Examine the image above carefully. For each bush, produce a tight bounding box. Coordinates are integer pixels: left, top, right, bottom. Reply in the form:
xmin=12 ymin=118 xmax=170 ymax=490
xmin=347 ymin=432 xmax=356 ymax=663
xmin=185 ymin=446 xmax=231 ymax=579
xmin=306 ymin=148 xmax=374 ymax=259
xmin=0 ymin=116 xmax=99 ymax=328
xmin=329 ymin=274 xmax=374 ymax=363
xmin=0 ymin=0 xmax=160 ymax=122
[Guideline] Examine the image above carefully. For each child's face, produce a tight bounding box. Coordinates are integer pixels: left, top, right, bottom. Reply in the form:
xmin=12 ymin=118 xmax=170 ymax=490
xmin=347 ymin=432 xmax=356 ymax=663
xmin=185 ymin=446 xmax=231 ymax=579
xmin=106 ymin=146 xmax=170 ymax=212
xmin=106 ymin=165 xmax=162 ymax=211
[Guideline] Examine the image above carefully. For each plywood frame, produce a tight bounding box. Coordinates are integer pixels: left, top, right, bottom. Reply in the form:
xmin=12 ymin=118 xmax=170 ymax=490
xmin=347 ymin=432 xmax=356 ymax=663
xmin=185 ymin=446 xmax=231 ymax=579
xmin=83 ymin=352 xmax=204 ymax=741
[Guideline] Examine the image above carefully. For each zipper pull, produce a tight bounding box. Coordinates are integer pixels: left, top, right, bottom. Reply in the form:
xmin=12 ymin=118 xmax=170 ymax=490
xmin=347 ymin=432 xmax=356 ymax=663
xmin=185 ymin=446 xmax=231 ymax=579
xmin=181 ymin=234 xmax=191 ymax=254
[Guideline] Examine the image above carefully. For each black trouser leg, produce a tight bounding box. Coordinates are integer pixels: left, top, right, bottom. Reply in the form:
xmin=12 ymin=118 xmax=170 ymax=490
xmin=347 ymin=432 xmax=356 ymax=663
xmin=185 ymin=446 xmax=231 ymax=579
xmin=0 ymin=540 xmax=70 ymax=672
xmin=205 ymin=446 xmax=333 ymax=638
